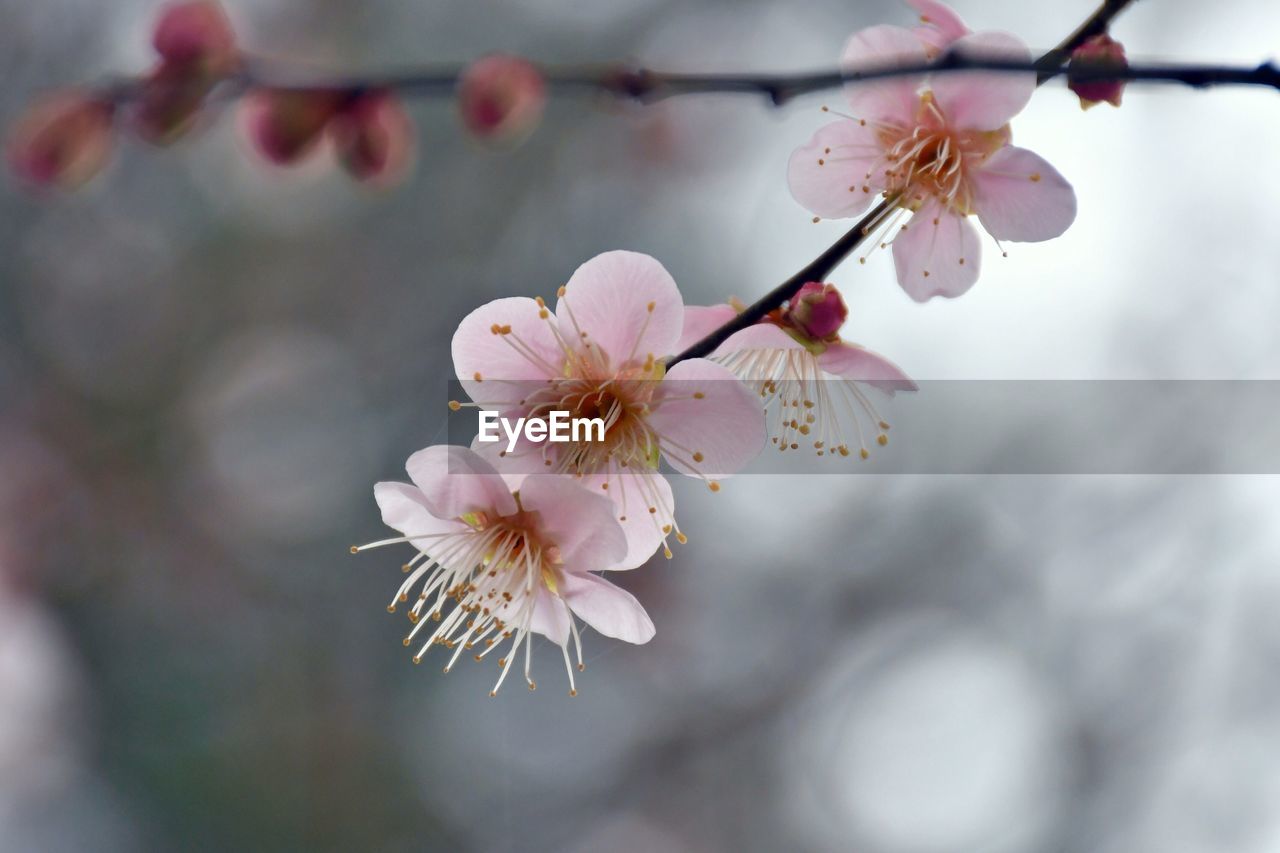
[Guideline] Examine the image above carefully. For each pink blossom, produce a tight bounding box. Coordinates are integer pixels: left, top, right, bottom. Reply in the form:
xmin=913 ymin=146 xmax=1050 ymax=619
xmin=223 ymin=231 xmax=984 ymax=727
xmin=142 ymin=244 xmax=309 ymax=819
xmin=788 ymin=2 xmax=1076 ymax=301
xmin=452 ymin=251 xmax=765 ymax=568
xmin=6 ymin=91 xmax=115 ymax=190
xmin=1069 ymin=34 xmax=1128 ymax=109
xmin=457 ymin=55 xmax=547 ymax=141
xmin=241 ymin=88 xmax=415 ymax=185
xmin=905 ymin=0 xmax=969 ymax=54
xmin=133 ymin=1 xmax=240 ymax=145
xmin=677 ymin=283 xmax=915 ymax=459
xmin=357 ymin=445 xmax=652 ymax=695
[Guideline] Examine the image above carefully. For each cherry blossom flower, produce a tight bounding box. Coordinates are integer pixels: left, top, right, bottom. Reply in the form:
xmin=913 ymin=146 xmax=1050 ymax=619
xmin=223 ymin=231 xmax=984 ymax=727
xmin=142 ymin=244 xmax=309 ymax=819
xmin=133 ymin=1 xmax=240 ymax=144
xmin=1069 ymin=34 xmax=1128 ymax=109
xmin=355 ymin=445 xmax=652 ymax=695
xmin=6 ymin=92 xmax=115 ymax=189
xmin=451 ymin=251 xmax=765 ymax=568
xmin=678 ymin=283 xmax=916 ymax=459
xmin=788 ymin=1 xmax=1077 ymax=301
xmin=457 ymin=55 xmax=547 ymax=141
xmin=242 ymin=88 xmax=415 ymax=185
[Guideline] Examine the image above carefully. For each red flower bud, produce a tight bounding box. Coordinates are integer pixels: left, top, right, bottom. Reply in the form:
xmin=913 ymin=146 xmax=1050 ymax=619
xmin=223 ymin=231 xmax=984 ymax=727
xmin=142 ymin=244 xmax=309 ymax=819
xmin=152 ymin=1 xmax=238 ymax=77
xmin=457 ymin=55 xmax=546 ymax=141
xmin=242 ymin=88 xmax=343 ymax=165
xmin=329 ymin=91 xmax=415 ymax=186
xmin=784 ymin=282 xmax=848 ymax=342
xmin=132 ymin=63 xmax=218 ymax=145
xmin=1068 ymin=34 xmax=1127 ymax=109
xmin=6 ymin=91 xmax=115 ymax=190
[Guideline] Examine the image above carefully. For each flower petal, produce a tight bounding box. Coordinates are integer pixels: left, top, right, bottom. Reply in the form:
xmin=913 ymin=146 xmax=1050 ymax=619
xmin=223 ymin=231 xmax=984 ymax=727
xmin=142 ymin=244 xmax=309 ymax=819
xmin=719 ymin=322 xmax=803 ymax=354
xmin=559 ymin=572 xmax=655 ymax=644
xmin=517 ymin=474 xmax=628 ymax=574
xmin=556 ymin=251 xmax=683 ymax=364
xmin=676 ymin=304 xmax=738 ymax=353
xmin=841 ymin=25 xmax=929 ymax=124
xmin=907 ymin=0 xmax=970 ymax=52
xmin=788 ymin=120 xmax=886 ymax=220
xmin=452 ymin=296 xmax=565 ymax=404
xmin=650 ymin=358 xmax=765 ymax=478
xmin=971 ymin=145 xmax=1077 ymax=242
xmin=891 ymin=202 xmax=982 ymax=301
xmin=529 ymin=586 xmax=571 ymax=646
xmin=579 ymin=471 xmax=674 ymax=571
xmin=373 ymin=481 xmax=466 ymax=539
xmin=818 ymin=342 xmax=918 ymax=394
xmin=929 ymin=31 xmax=1035 ymax=130
xmin=404 ymin=445 xmax=518 ymax=520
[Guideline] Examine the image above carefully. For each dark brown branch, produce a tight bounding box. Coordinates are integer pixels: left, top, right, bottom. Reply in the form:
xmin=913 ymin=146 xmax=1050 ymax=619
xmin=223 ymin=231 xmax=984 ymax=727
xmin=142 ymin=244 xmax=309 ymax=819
xmin=667 ymin=0 xmax=1150 ymax=366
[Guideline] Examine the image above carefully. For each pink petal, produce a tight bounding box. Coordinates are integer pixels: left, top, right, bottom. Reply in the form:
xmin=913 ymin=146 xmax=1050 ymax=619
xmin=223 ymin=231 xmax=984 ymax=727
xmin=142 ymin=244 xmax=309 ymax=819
xmin=787 ymin=120 xmax=886 ymax=220
xmin=517 ymin=474 xmax=628 ymax=574
xmin=578 ymin=471 xmax=674 ymax=571
xmin=817 ymin=343 xmax=918 ymax=394
xmin=373 ymin=481 xmax=466 ymax=539
xmin=556 ymin=251 xmax=684 ymax=364
xmin=841 ymin=25 xmax=929 ymax=124
xmin=529 ymin=586 xmax=571 ymax=645
xmin=906 ymin=0 xmax=970 ymax=52
xmin=929 ymin=31 xmax=1034 ymax=130
xmin=891 ymin=203 xmax=982 ymax=301
xmin=719 ymin=322 xmax=803 ymax=354
xmin=559 ymin=572 xmax=655 ymax=644
xmin=452 ymin=296 xmax=565 ymax=403
xmin=970 ymin=145 xmax=1077 ymax=242
xmin=676 ymin=304 xmax=737 ymax=353
xmin=404 ymin=445 xmax=518 ymax=520
xmin=650 ymin=358 xmax=765 ymax=478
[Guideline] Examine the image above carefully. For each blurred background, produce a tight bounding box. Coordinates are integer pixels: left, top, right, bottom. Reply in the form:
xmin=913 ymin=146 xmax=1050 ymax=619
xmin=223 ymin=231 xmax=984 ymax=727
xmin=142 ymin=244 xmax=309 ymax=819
xmin=3 ymin=0 xmax=1280 ymax=850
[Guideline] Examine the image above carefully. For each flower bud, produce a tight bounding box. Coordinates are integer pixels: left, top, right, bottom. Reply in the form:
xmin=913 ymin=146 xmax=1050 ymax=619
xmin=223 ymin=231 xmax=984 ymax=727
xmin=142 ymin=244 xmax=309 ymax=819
xmin=457 ymin=55 xmax=546 ymax=141
xmin=132 ymin=64 xmax=217 ymax=145
xmin=6 ymin=92 xmax=115 ymax=189
xmin=1068 ymin=34 xmax=1127 ymax=109
xmin=152 ymin=1 xmax=238 ymax=76
xmin=329 ymin=91 xmax=415 ymax=185
xmin=242 ymin=88 xmax=343 ymax=165
xmin=784 ymin=282 xmax=848 ymax=341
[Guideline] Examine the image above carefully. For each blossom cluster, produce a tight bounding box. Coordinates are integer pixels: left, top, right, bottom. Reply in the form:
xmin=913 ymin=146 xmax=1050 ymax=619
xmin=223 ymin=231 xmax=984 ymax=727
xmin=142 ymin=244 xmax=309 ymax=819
xmin=5 ymin=1 xmax=547 ymax=190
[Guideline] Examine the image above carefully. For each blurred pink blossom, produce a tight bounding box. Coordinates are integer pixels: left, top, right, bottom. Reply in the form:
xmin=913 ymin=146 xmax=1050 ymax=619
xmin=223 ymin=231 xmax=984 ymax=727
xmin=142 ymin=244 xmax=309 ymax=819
xmin=6 ymin=92 xmax=115 ymax=189
xmin=457 ymin=55 xmax=547 ymax=141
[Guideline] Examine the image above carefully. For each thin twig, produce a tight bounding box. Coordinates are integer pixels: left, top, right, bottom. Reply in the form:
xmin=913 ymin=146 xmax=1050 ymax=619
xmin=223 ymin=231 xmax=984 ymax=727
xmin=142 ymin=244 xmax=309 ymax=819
xmin=667 ymin=0 xmax=1151 ymax=366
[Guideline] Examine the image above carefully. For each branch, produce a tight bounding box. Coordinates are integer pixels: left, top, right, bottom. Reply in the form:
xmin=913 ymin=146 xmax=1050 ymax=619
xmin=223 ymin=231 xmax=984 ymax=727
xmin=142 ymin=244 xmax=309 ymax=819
xmin=667 ymin=0 xmax=1148 ymax=367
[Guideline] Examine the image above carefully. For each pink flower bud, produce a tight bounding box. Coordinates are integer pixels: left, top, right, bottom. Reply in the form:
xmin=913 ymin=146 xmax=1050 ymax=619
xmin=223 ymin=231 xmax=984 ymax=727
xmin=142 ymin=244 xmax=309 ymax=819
xmin=1068 ymin=34 xmax=1127 ymax=109
xmin=6 ymin=92 xmax=115 ymax=190
xmin=152 ymin=1 xmax=239 ymax=76
xmin=242 ymin=88 xmax=343 ymax=165
xmin=329 ymin=91 xmax=415 ymax=186
xmin=132 ymin=63 xmax=218 ymax=145
xmin=457 ymin=55 xmax=546 ymax=141
xmin=784 ymin=282 xmax=848 ymax=341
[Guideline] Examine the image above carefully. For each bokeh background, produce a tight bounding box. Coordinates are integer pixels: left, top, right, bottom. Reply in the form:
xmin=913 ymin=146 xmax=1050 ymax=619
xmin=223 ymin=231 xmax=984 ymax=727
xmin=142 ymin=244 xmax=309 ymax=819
xmin=3 ymin=0 xmax=1280 ymax=850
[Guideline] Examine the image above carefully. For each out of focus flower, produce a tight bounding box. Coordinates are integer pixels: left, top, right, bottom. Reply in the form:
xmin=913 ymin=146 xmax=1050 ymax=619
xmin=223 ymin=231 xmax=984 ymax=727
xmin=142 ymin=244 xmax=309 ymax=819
xmin=328 ymin=91 xmax=415 ymax=185
xmin=133 ymin=1 xmax=240 ymax=144
xmin=242 ymin=88 xmax=415 ymax=185
xmin=357 ymin=445 xmax=653 ymax=695
xmin=679 ymin=283 xmax=915 ymax=458
xmin=1069 ymin=34 xmax=1128 ymax=109
xmin=788 ymin=2 xmax=1076 ymax=301
xmin=6 ymin=92 xmax=115 ymax=190
xmin=457 ymin=55 xmax=547 ymax=141
xmin=451 ymin=251 xmax=765 ymax=567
